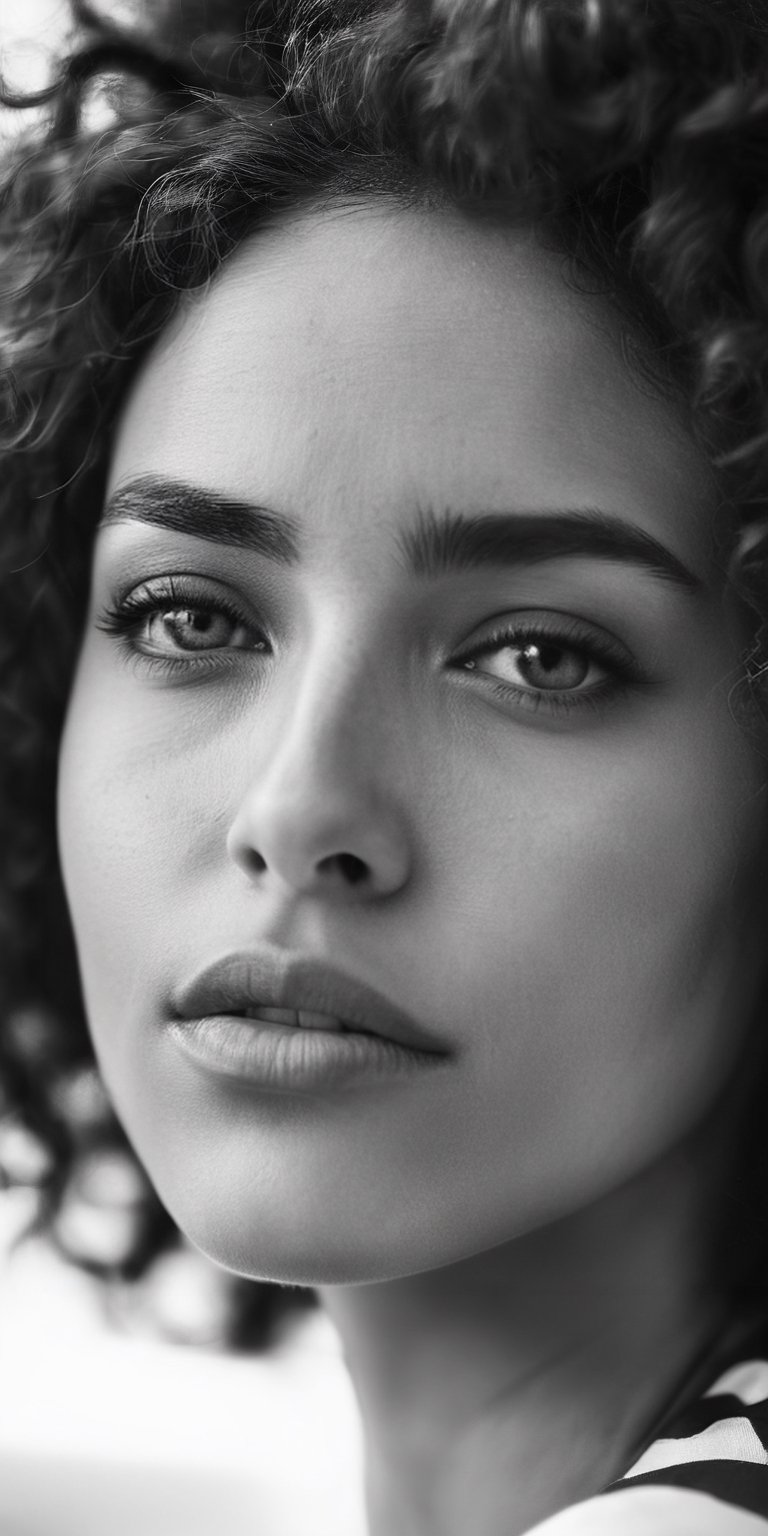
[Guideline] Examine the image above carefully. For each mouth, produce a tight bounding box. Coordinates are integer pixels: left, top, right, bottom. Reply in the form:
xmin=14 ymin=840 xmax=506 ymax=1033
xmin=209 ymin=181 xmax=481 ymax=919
xmin=228 ymin=1005 xmax=357 ymax=1034
xmin=172 ymin=949 xmax=446 ymax=1050
xmin=166 ymin=950 xmax=449 ymax=1094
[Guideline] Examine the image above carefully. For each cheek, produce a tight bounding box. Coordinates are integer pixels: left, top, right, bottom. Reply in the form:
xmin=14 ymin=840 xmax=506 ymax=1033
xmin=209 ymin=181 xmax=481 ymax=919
xmin=56 ymin=670 xmax=202 ymax=1047
xmin=425 ymin=681 xmax=762 ymax=1171
xmin=59 ymin=662 xmax=225 ymax=894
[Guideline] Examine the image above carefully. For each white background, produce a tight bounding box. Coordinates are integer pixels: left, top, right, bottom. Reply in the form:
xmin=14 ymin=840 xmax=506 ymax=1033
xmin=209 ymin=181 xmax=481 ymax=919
xmin=1 ymin=0 xmax=69 ymax=106
xmin=0 ymin=5 xmax=365 ymax=1532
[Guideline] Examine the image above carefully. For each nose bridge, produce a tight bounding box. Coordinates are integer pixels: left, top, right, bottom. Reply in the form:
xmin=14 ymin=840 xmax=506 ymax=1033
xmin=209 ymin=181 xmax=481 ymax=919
xmin=263 ymin=617 xmax=392 ymax=791
xmin=226 ymin=612 xmax=412 ymax=898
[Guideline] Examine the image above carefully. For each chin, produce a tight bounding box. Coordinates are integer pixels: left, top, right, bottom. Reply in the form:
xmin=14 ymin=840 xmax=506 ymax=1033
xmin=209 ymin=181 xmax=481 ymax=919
xmin=166 ymin=1206 xmax=438 ymax=1287
xmin=152 ymin=1171 xmax=563 ymax=1288
xmin=144 ymin=1167 xmax=475 ymax=1286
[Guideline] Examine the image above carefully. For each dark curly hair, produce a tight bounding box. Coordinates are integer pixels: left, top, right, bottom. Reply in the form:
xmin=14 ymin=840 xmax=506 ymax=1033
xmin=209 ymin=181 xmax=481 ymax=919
xmin=4 ymin=0 xmax=768 ymax=1349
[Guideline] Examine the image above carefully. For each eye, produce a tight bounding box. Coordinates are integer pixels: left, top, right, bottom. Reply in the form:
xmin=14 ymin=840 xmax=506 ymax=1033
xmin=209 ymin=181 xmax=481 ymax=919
xmin=96 ymin=576 xmax=269 ymax=663
xmin=141 ymin=604 xmax=250 ymax=654
xmin=466 ymin=635 xmax=606 ymax=693
xmin=454 ymin=613 xmax=640 ymax=711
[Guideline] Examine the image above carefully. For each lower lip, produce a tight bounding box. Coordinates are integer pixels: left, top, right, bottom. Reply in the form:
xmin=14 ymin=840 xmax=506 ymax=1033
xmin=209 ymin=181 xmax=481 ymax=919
xmin=166 ymin=1014 xmax=444 ymax=1093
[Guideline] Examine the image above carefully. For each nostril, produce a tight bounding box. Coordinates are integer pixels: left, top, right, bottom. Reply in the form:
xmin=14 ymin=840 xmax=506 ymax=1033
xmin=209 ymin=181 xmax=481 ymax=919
xmin=237 ymin=846 xmax=369 ymax=885
xmin=328 ymin=852 xmax=369 ymax=885
xmin=242 ymin=850 xmax=267 ymax=874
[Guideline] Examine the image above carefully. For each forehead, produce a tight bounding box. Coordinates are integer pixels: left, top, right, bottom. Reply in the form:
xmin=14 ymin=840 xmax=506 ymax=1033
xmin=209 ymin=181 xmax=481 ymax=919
xmin=107 ymin=200 xmax=715 ymax=568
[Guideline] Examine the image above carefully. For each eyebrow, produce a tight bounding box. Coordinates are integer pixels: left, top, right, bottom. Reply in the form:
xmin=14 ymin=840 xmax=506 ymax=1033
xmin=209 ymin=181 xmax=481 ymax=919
xmin=100 ymin=475 xmax=703 ymax=594
xmin=101 ymin=477 xmax=301 ymax=564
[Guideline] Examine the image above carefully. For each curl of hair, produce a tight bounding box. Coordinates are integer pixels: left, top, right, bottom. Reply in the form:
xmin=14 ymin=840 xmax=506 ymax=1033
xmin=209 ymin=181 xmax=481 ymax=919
xmin=3 ymin=0 xmax=768 ymax=1344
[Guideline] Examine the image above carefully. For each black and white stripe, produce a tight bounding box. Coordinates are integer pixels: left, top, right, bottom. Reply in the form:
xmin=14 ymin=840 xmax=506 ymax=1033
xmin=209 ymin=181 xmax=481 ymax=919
xmin=527 ymin=1358 xmax=768 ymax=1532
xmin=605 ymin=1358 xmax=768 ymax=1523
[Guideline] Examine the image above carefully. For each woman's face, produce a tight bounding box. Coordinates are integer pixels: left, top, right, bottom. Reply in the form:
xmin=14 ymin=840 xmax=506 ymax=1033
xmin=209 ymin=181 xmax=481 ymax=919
xmin=58 ymin=201 xmax=765 ymax=1284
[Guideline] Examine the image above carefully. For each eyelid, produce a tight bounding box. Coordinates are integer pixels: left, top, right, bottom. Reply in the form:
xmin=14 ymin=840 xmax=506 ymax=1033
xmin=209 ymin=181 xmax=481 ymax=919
xmin=453 ymin=610 xmax=644 ymax=680
xmin=447 ymin=609 xmax=655 ymax=722
xmin=95 ymin=573 xmax=270 ymax=657
xmin=100 ymin=569 xmax=255 ymax=613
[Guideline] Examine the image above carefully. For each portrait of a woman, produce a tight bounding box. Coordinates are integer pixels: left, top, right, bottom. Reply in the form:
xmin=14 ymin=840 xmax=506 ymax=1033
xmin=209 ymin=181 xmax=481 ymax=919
xmin=3 ymin=1 xmax=768 ymax=1531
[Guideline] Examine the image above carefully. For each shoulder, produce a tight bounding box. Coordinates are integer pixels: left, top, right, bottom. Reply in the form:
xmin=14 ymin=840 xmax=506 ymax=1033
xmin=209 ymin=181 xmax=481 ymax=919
xmin=525 ymin=1484 xmax=768 ymax=1534
xmin=606 ymin=1355 xmax=768 ymax=1521
xmin=527 ymin=1358 xmax=768 ymax=1535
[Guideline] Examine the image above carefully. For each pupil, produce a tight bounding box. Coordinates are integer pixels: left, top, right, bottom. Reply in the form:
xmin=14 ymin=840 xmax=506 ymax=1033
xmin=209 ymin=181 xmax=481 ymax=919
xmin=520 ymin=642 xmax=589 ymax=690
xmin=159 ymin=608 xmax=226 ymax=648
xmin=165 ymin=609 xmax=210 ymax=634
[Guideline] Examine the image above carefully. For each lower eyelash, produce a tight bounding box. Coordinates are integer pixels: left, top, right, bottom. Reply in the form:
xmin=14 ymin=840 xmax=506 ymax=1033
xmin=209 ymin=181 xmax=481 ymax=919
xmin=483 ymin=675 xmax=631 ymax=716
xmin=111 ymin=639 xmax=232 ymax=681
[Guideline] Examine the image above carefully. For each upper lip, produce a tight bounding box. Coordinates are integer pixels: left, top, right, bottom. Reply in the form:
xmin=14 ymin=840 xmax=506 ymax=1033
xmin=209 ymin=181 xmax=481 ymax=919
xmin=171 ymin=950 xmax=447 ymax=1055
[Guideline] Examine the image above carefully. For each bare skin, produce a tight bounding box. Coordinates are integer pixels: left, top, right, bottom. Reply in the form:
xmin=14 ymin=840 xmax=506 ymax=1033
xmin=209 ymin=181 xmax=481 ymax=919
xmin=58 ymin=201 xmax=768 ymax=1532
xmin=322 ymin=1132 xmax=731 ymax=1535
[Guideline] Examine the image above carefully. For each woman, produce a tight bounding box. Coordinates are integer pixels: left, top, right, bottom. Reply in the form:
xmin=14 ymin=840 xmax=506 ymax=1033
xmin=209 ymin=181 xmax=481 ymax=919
xmin=4 ymin=0 xmax=768 ymax=1530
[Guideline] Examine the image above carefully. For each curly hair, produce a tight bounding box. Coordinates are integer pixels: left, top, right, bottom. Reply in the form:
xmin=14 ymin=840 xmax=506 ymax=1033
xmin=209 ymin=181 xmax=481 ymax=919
xmin=4 ymin=0 xmax=768 ymax=1348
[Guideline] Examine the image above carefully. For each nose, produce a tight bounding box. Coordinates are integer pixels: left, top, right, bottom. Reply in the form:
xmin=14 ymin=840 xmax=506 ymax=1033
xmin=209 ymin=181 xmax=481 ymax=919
xmin=225 ymin=649 xmax=413 ymax=903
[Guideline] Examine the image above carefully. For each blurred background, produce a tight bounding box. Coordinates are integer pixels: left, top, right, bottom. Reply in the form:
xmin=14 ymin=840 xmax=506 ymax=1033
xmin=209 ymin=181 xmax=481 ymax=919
xmin=0 ymin=5 xmax=365 ymax=1533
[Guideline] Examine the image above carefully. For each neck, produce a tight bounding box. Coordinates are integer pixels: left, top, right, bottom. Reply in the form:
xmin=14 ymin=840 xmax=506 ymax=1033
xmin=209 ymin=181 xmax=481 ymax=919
xmin=319 ymin=1137 xmax=727 ymax=1536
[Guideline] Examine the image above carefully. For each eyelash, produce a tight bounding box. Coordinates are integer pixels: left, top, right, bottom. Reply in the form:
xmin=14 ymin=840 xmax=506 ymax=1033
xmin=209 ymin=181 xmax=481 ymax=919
xmin=96 ymin=577 xmax=268 ymax=677
xmin=96 ymin=577 xmax=643 ymax=715
xmin=452 ymin=617 xmax=644 ymax=715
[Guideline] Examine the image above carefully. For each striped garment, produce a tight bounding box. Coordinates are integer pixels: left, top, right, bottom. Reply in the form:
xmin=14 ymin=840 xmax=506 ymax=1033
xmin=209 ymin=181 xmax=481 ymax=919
xmin=528 ymin=1357 xmax=768 ymax=1533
